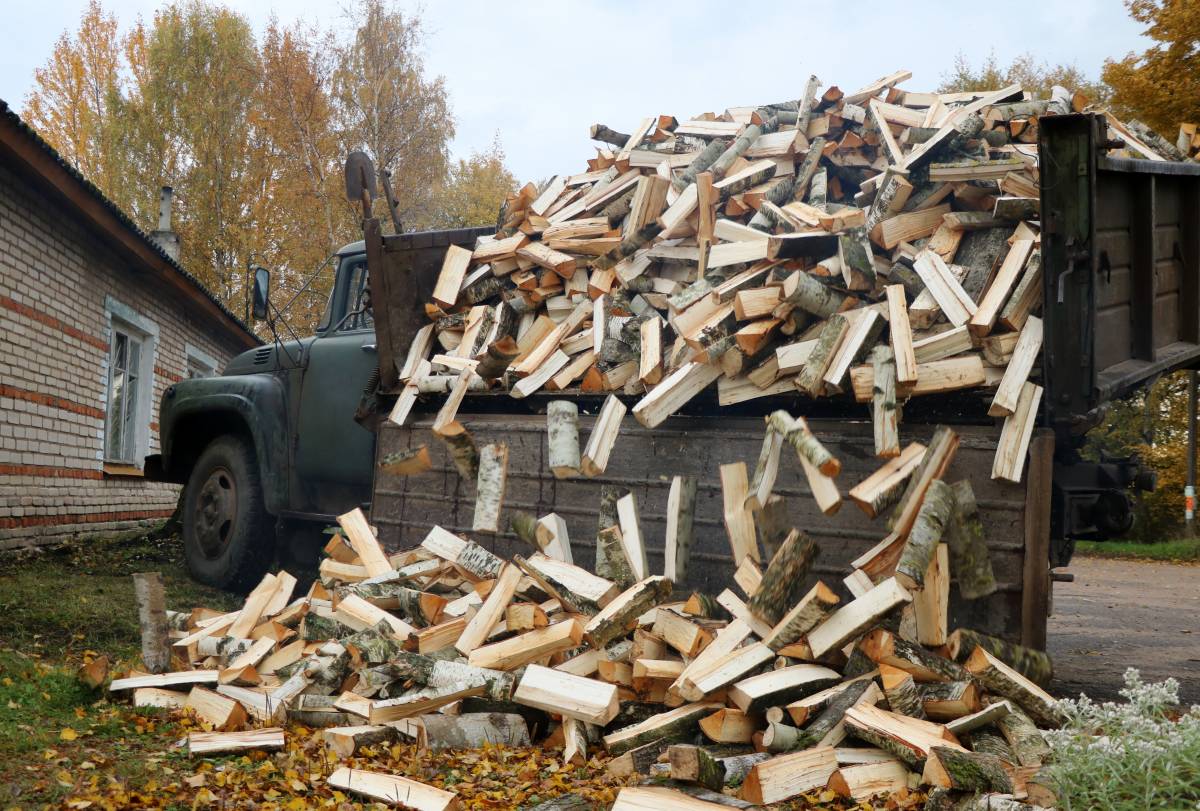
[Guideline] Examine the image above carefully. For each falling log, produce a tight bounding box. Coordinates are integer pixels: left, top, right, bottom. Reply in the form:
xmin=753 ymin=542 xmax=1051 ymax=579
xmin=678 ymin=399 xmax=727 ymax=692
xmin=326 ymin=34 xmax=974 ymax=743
xmin=379 ymin=445 xmax=432 ymax=476
xmin=754 ymin=495 xmax=791 ymax=562
xmin=946 ymin=629 xmax=1053 ymax=686
xmin=471 ymin=443 xmax=509 ymax=532
xmin=945 ymin=480 xmax=998 ymax=600
xmin=418 ymin=712 xmax=531 ymax=749
xmin=763 ymin=580 xmax=840 ymax=647
xmin=547 ymin=401 xmax=581 ymax=478
xmin=597 ymin=526 xmax=636 ymax=589
xmin=922 ymin=745 xmax=1014 ymax=793
xmin=747 ymin=529 xmax=817 ymax=626
xmin=870 ymin=345 xmax=899 ymax=458
xmin=895 ymin=479 xmax=954 ymax=589
xmin=766 ymin=411 xmax=840 ymax=477
xmin=744 ymin=429 xmax=783 ymax=512
xmin=132 ymin=572 xmax=171 ymax=674
xmin=595 ymin=484 xmax=632 ymax=584
xmin=888 ymin=425 xmax=959 ymax=540
xmin=664 ymin=475 xmax=698 ymax=584
xmin=807 ymin=578 xmax=911 ymax=660
xmin=913 ymin=543 xmax=949 ymax=646
xmin=475 ymin=336 xmax=520 ymax=380
xmin=965 ymin=647 xmax=1065 ymax=727
xmin=434 ymin=420 xmax=480 ymax=480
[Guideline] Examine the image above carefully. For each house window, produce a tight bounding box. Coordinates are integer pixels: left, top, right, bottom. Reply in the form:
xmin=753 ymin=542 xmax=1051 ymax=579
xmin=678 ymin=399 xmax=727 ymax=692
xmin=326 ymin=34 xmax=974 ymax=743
xmin=102 ymin=296 xmax=158 ymax=471
xmin=186 ymin=344 xmax=220 ymax=379
xmin=106 ymin=326 xmax=144 ymax=462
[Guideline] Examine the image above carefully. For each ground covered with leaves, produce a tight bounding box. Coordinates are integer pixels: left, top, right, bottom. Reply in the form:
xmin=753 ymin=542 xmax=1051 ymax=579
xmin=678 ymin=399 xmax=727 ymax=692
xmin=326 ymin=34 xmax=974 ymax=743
xmin=0 ymin=533 xmax=929 ymax=809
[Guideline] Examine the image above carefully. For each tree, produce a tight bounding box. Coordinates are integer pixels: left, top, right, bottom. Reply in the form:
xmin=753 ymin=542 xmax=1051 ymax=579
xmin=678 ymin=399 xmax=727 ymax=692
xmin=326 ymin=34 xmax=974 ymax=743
xmin=21 ymin=0 xmax=513 ymax=332
xmin=1103 ymin=0 xmax=1200 ymax=134
xmin=938 ymin=51 xmax=1111 ymax=106
xmin=430 ymin=136 xmax=518 ymax=229
xmin=332 ymin=0 xmax=453 ymax=229
xmin=23 ymin=1 xmax=128 ymax=205
xmin=251 ymin=19 xmax=353 ymax=328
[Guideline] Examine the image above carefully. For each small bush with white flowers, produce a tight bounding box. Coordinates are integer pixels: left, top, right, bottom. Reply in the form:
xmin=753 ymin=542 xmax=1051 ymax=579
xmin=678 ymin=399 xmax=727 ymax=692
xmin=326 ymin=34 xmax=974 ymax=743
xmin=1043 ymin=668 xmax=1200 ymax=810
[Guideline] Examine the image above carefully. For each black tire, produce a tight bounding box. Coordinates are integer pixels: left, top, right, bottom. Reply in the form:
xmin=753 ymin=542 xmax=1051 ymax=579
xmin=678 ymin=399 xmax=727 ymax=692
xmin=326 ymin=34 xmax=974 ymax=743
xmin=182 ymin=435 xmax=275 ymax=592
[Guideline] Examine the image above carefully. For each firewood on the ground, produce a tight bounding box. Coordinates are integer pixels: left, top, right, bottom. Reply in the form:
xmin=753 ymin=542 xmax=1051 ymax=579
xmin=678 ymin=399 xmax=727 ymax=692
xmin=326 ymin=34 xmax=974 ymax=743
xmin=329 ymin=766 xmax=461 ymax=810
xmin=188 ymin=727 xmax=285 ymax=756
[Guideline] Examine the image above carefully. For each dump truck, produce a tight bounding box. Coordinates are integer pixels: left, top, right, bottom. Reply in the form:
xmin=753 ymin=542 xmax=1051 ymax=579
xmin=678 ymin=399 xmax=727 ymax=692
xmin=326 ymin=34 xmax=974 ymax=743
xmin=147 ymin=113 xmax=1200 ymax=651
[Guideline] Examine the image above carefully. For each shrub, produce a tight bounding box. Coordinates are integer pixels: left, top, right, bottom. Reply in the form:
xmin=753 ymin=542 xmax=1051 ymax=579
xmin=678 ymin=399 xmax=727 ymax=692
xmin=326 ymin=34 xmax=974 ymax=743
xmin=1044 ymin=669 xmax=1200 ymax=810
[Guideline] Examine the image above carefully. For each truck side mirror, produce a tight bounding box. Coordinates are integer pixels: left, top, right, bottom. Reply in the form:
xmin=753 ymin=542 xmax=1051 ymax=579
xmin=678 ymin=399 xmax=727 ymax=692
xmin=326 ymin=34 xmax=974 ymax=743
xmin=251 ymin=267 xmax=270 ymax=321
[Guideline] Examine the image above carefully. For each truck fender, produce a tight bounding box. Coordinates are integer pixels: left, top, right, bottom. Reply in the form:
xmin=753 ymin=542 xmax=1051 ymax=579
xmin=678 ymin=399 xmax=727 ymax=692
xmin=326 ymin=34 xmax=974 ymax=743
xmin=158 ymin=375 xmax=289 ymax=515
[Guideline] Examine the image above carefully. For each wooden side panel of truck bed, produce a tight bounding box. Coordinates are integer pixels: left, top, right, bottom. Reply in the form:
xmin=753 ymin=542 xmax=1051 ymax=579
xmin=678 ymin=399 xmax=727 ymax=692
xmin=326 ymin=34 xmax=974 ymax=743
xmin=374 ymin=414 xmax=1040 ymax=643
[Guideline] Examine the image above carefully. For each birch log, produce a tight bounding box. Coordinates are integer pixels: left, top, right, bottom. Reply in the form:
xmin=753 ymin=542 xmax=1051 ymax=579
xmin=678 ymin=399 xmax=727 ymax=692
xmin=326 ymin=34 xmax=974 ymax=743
xmin=547 ymin=401 xmax=581 ymax=478
xmin=472 ymin=443 xmax=509 ymax=532
xmin=870 ymin=345 xmax=899 ymax=458
xmin=664 ymin=475 xmax=698 ymax=584
xmin=895 ymin=479 xmax=954 ymax=589
xmin=936 ymin=483 xmax=996 ymax=601
xmin=747 ymin=529 xmax=817 ymax=626
xmin=133 ymin=572 xmax=171 ymax=674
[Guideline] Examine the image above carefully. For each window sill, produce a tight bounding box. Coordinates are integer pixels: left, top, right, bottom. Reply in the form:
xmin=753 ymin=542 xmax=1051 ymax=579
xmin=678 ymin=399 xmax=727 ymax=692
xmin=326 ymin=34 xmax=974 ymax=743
xmin=103 ymin=463 xmax=145 ymax=479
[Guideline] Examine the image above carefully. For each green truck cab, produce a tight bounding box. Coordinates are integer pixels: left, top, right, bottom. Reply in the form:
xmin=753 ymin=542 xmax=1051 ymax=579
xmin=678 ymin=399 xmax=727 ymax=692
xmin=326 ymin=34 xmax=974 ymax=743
xmin=147 ymin=227 xmax=491 ymax=589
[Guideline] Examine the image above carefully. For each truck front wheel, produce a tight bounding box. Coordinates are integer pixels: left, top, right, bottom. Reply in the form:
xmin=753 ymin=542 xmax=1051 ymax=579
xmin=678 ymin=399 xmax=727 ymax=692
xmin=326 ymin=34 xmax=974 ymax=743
xmin=182 ymin=435 xmax=275 ymax=592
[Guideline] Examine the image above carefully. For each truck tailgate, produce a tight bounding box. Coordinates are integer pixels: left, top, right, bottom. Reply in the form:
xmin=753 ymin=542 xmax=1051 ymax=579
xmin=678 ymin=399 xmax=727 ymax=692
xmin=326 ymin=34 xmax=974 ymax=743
xmin=374 ymin=413 xmax=1034 ymax=641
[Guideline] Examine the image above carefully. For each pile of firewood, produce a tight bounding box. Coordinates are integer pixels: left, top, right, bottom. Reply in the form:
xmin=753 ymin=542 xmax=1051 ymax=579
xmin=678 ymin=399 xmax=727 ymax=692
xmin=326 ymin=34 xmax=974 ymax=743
xmin=111 ymin=458 xmax=1060 ymax=811
xmin=392 ymin=71 xmax=1190 ymax=491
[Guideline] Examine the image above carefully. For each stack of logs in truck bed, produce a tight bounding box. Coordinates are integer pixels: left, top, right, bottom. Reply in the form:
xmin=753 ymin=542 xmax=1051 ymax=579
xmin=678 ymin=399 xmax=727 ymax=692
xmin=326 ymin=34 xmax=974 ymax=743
xmin=105 ymin=73 xmax=1197 ymax=810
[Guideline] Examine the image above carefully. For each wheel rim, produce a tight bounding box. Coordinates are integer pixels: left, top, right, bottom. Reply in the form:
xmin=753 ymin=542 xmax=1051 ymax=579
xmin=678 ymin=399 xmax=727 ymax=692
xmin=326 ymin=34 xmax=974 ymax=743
xmin=194 ymin=465 xmax=238 ymax=560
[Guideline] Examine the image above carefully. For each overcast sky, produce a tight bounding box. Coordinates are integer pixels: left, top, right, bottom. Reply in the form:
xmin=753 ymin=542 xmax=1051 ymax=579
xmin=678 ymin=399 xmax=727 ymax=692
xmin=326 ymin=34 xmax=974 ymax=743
xmin=1 ymin=0 xmax=1148 ymax=183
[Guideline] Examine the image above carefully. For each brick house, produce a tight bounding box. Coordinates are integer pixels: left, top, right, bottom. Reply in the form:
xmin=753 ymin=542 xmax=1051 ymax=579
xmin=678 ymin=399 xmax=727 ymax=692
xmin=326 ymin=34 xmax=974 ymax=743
xmin=0 ymin=101 xmax=260 ymax=550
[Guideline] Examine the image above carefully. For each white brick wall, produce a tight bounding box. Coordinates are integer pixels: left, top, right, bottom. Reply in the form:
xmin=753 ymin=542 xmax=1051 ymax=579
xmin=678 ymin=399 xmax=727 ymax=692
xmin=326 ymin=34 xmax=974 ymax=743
xmin=0 ymin=162 xmax=253 ymax=549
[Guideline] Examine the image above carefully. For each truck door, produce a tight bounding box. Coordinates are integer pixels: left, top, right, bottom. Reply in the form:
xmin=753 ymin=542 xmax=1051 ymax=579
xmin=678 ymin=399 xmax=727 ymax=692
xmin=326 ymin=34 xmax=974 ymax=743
xmin=294 ymin=257 xmax=377 ymax=508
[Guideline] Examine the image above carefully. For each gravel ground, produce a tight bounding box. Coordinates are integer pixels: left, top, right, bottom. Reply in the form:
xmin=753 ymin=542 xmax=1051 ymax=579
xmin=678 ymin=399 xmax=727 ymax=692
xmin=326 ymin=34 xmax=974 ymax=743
xmin=1047 ymin=555 xmax=1200 ymax=704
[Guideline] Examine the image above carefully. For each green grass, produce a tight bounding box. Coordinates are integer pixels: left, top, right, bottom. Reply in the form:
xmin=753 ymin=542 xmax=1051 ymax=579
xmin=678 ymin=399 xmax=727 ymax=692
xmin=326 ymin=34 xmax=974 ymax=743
xmin=0 ymin=530 xmax=238 ymax=664
xmin=1076 ymin=537 xmax=1200 ymax=562
xmin=0 ymin=531 xmax=236 ymax=805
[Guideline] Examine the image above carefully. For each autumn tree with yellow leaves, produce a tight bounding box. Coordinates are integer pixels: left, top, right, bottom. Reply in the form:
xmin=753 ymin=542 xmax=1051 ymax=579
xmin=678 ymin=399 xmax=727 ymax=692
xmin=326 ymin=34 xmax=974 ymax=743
xmin=1103 ymin=0 xmax=1200 ymax=135
xmin=22 ymin=0 xmax=516 ymax=330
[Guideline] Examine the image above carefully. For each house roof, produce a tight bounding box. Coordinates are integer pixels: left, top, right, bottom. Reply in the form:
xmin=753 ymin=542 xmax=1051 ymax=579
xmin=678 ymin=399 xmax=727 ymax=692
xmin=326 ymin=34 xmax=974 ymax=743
xmin=0 ymin=100 xmax=260 ymax=349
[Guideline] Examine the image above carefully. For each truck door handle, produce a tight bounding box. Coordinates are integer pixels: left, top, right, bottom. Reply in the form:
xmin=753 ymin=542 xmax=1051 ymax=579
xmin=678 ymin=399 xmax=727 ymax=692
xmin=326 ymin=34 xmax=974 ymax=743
xmin=361 ymin=343 xmax=377 ymax=353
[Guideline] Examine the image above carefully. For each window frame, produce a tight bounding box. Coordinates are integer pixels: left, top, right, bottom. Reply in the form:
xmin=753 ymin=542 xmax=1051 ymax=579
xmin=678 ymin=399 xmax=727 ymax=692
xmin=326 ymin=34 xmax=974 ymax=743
xmin=102 ymin=296 xmax=158 ymax=469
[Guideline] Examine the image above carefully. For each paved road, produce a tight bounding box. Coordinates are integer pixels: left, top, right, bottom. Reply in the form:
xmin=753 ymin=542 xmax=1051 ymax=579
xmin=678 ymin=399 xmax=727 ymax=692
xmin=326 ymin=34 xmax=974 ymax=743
xmin=1047 ymin=556 xmax=1200 ymax=704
